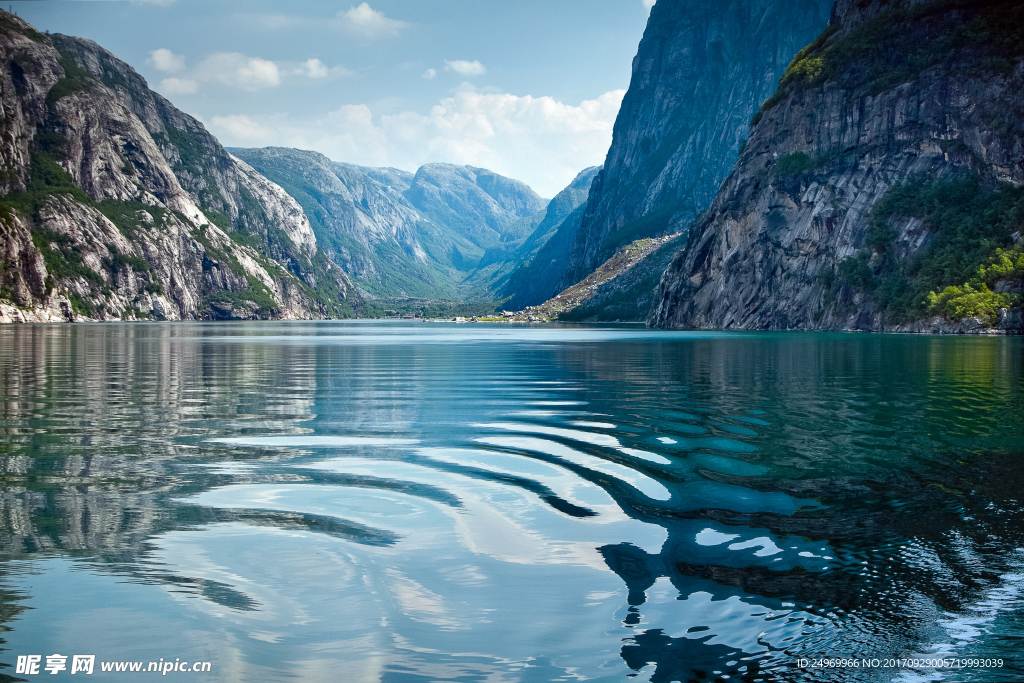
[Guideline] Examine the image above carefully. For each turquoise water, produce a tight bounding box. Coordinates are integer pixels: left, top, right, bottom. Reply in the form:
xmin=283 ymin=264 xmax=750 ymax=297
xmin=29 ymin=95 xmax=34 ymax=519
xmin=0 ymin=321 xmax=1022 ymax=682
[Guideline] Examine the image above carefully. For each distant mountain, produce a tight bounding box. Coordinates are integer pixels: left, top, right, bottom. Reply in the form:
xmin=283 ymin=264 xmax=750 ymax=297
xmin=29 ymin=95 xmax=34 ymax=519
xmin=230 ymin=147 xmax=547 ymax=300
xmin=500 ymin=166 xmax=601 ymax=310
xmin=0 ymin=11 xmax=357 ymax=322
xmin=554 ymin=0 xmax=834 ymax=314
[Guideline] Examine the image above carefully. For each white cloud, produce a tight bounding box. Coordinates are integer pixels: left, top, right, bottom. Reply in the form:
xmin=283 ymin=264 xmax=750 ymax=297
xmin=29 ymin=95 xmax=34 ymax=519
xmin=159 ymin=77 xmax=197 ymax=95
xmin=197 ymin=53 xmax=281 ymax=91
xmin=422 ymin=68 xmax=437 ymax=80
xmin=444 ymin=60 xmax=486 ymax=77
xmin=296 ymin=58 xmax=329 ymax=78
xmin=154 ymin=52 xmax=347 ymax=98
xmin=338 ymin=3 xmax=407 ymax=37
xmin=149 ymin=48 xmax=185 ymax=73
xmin=642 ymin=0 xmax=656 ymax=8
xmin=206 ymin=87 xmax=624 ymax=197
xmin=210 ymin=114 xmax=276 ymax=142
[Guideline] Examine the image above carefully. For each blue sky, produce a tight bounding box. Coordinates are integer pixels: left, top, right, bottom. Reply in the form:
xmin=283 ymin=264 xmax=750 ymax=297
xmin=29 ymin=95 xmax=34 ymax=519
xmin=13 ymin=0 xmax=655 ymax=196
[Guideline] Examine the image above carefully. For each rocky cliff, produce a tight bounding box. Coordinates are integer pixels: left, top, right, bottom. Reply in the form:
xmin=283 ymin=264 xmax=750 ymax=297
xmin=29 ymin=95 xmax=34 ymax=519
xmin=231 ymin=147 xmax=547 ymax=301
xmin=0 ymin=11 xmax=357 ymax=323
xmin=558 ymin=0 xmax=834 ymax=297
xmin=650 ymin=0 xmax=1024 ymax=332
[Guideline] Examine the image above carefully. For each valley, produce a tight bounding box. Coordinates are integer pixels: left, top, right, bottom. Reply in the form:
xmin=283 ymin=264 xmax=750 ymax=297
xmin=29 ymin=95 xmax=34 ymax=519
xmin=1 ymin=0 xmax=1021 ymax=333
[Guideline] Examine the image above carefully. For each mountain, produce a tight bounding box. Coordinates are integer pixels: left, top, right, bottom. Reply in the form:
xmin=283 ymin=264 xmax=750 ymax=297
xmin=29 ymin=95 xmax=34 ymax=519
xmin=500 ymin=165 xmax=601 ymax=310
xmin=0 ymin=11 xmax=357 ymax=323
xmin=650 ymin=0 xmax=1024 ymax=333
xmin=230 ymin=147 xmax=546 ymax=301
xmin=555 ymin=233 xmax=686 ymax=322
xmin=556 ymin=0 xmax=834 ymax=303
xmin=511 ymin=232 xmax=683 ymax=322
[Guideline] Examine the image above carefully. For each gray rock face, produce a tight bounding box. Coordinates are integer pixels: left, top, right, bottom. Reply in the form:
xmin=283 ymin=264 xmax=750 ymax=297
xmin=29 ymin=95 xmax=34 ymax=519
xmin=650 ymin=0 xmax=1024 ymax=331
xmin=232 ymin=147 xmax=546 ymax=300
xmin=0 ymin=18 xmax=60 ymax=197
xmin=560 ymin=0 xmax=833 ymax=290
xmin=0 ymin=12 xmax=356 ymax=322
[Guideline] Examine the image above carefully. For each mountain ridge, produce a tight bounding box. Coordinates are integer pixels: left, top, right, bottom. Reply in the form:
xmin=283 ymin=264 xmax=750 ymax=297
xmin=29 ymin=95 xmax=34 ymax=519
xmin=0 ymin=11 xmax=358 ymax=322
xmin=232 ymin=146 xmax=585 ymax=302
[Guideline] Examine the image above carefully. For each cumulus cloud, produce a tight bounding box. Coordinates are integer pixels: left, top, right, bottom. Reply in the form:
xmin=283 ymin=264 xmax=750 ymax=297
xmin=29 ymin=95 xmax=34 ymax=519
xmin=206 ymin=87 xmax=624 ymax=197
xmin=422 ymin=68 xmax=437 ymax=80
xmin=338 ymin=3 xmax=407 ymax=37
xmin=196 ymin=53 xmax=280 ymax=91
xmin=159 ymin=77 xmax=197 ymax=95
xmin=642 ymin=0 xmax=656 ymax=8
xmin=296 ymin=58 xmax=329 ymax=78
xmin=444 ymin=60 xmax=486 ymax=77
xmin=210 ymin=114 xmax=277 ymax=142
xmin=149 ymin=48 xmax=185 ymax=73
xmin=154 ymin=52 xmax=347 ymax=98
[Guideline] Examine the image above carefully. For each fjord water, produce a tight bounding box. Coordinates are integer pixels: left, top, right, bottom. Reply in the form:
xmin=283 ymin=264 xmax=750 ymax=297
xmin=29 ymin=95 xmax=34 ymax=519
xmin=0 ymin=323 xmax=1022 ymax=682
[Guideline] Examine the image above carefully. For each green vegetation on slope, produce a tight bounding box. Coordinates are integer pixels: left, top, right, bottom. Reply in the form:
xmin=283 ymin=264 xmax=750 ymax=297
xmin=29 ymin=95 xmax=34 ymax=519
xmin=925 ymin=246 xmax=1023 ymax=322
xmin=753 ymin=0 xmax=1024 ymax=125
xmin=0 ymin=144 xmax=172 ymax=303
xmin=514 ymin=233 xmax=682 ymax=322
xmin=97 ymin=198 xmax=167 ymax=238
xmin=832 ymin=176 xmax=1024 ymax=323
xmin=208 ymin=274 xmax=278 ymax=317
xmin=47 ymin=53 xmax=94 ymax=104
xmin=157 ymin=125 xmax=229 ymax=213
xmin=601 ymin=201 xmax=681 ymax=253
xmin=0 ymin=146 xmax=93 ymax=220
xmin=0 ymin=145 xmax=107 ymax=297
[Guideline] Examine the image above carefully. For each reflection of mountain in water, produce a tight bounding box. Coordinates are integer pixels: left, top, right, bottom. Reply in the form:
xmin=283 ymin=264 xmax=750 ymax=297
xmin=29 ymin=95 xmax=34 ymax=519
xmin=0 ymin=324 xmax=320 ymax=558
xmin=0 ymin=325 xmax=1023 ymax=681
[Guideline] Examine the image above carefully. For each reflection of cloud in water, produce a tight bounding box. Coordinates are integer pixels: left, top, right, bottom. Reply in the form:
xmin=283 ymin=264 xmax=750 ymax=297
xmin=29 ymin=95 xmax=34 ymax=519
xmin=695 ymin=528 xmax=740 ymax=546
xmin=727 ymin=537 xmax=783 ymax=557
xmin=385 ymin=568 xmax=463 ymax=629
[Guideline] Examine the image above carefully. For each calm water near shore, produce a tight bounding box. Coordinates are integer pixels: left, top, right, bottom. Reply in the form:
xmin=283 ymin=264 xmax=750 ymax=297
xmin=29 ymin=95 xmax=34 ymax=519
xmin=0 ymin=321 xmax=1022 ymax=682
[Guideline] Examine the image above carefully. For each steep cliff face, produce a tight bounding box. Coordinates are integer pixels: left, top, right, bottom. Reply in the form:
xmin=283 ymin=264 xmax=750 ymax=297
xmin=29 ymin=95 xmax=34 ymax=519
xmin=650 ymin=0 xmax=1024 ymax=331
xmin=559 ymin=0 xmax=833 ymax=293
xmin=232 ymin=147 xmax=546 ymax=300
xmin=0 ymin=12 xmax=356 ymax=323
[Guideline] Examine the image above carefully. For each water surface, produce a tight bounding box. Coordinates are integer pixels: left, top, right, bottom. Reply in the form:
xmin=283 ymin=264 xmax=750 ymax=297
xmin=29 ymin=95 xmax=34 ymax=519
xmin=0 ymin=322 xmax=1022 ymax=682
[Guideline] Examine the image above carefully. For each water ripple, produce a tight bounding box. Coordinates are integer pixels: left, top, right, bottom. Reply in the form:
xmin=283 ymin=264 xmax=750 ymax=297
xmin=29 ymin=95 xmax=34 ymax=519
xmin=0 ymin=323 xmax=1022 ymax=682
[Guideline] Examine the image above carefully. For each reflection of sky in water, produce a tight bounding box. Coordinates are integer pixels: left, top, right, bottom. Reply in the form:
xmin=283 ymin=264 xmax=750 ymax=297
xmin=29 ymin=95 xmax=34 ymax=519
xmin=0 ymin=322 xmax=1022 ymax=682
